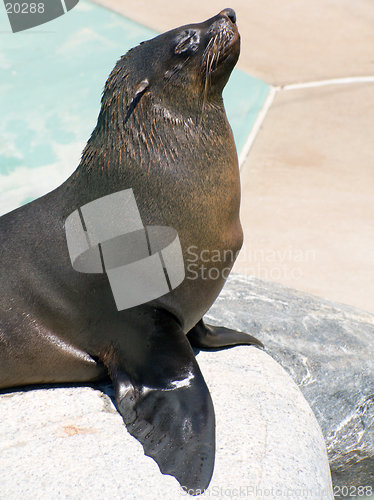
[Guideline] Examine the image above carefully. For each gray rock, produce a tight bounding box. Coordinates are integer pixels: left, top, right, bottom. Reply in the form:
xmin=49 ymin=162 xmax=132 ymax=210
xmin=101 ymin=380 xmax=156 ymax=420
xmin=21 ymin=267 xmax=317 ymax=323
xmin=206 ymin=274 xmax=374 ymax=494
xmin=0 ymin=345 xmax=333 ymax=498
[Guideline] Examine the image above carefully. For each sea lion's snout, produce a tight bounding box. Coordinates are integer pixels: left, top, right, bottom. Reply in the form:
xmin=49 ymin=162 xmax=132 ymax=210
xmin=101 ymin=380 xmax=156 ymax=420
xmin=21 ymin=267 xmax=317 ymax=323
xmin=205 ymin=8 xmax=239 ymax=49
xmin=198 ymin=8 xmax=240 ymax=90
xmin=220 ymin=8 xmax=236 ymax=25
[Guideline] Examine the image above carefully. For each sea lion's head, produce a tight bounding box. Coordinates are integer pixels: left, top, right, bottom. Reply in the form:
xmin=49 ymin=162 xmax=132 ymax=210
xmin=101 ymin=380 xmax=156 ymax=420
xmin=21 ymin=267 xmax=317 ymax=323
xmin=76 ymin=9 xmax=240 ymax=192
xmin=98 ymin=9 xmax=240 ymax=125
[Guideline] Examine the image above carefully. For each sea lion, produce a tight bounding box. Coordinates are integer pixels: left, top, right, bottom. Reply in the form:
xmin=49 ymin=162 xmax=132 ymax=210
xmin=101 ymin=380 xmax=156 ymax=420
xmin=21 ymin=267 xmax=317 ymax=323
xmin=0 ymin=8 xmax=262 ymax=494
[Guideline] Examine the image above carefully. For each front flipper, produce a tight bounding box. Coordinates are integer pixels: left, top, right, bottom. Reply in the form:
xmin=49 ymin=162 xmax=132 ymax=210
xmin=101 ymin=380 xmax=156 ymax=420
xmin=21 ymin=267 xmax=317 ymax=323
xmin=106 ymin=315 xmax=215 ymax=494
xmin=187 ymin=319 xmax=264 ymax=350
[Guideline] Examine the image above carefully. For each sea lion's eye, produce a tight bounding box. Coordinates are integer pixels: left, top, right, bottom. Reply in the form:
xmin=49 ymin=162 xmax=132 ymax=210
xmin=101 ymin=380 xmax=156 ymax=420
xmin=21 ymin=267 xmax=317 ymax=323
xmin=174 ymin=29 xmax=200 ymax=54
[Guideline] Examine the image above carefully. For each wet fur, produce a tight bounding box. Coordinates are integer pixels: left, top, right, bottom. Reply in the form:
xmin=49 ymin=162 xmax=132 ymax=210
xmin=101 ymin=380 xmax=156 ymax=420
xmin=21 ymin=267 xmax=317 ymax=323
xmin=0 ymin=10 xmax=262 ymax=495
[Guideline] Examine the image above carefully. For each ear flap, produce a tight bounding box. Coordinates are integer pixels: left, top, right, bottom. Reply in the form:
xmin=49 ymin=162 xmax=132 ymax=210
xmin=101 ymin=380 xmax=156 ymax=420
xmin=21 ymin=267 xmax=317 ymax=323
xmin=125 ymin=79 xmax=149 ymax=123
xmin=133 ymin=79 xmax=149 ymax=102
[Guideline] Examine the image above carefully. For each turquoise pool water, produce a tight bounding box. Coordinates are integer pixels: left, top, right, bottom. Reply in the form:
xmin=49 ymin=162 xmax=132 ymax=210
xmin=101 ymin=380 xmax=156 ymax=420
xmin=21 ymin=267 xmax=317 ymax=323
xmin=0 ymin=0 xmax=269 ymax=215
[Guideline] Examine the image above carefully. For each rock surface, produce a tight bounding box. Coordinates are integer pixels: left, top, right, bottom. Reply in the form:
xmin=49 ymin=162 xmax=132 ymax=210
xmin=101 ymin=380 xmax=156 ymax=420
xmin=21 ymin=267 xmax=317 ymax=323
xmin=206 ymin=274 xmax=374 ymax=494
xmin=0 ymin=339 xmax=333 ymax=499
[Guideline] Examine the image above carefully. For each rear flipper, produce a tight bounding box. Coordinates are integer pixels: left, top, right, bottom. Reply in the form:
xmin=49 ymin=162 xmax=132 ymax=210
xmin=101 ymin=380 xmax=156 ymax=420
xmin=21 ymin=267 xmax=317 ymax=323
xmin=105 ymin=315 xmax=215 ymax=494
xmin=187 ymin=319 xmax=264 ymax=350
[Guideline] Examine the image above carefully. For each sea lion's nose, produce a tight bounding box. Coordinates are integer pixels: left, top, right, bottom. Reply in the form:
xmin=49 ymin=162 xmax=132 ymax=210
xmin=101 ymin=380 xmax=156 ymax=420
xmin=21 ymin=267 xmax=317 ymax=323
xmin=220 ymin=8 xmax=236 ymax=24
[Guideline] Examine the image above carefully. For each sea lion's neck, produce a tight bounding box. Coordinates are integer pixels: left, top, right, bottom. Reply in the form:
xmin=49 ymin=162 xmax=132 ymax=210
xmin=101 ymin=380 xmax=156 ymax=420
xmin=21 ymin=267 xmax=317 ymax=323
xmin=60 ymin=91 xmax=235 ymax=216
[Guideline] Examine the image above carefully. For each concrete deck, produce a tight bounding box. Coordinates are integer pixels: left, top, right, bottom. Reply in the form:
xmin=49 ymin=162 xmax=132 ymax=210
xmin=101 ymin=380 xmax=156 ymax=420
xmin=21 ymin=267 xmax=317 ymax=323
xmin=0 ymin=345 xmax=334 ymax=500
